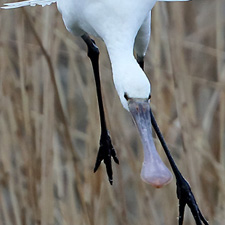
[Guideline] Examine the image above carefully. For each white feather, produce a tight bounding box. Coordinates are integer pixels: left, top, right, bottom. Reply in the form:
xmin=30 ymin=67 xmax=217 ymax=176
xmin=1 ymin=0 xmax=56 ymax=9
xmin=1 ymin=0 xmax=190 ymax=110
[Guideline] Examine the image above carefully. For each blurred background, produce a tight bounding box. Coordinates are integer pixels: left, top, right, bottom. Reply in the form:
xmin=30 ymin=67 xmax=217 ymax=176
xmin=0 ymin=0 xmax=225 ymax=224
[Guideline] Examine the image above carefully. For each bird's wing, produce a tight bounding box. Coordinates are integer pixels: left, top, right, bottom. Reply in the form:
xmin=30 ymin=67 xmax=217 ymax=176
xmin=1 ymin=0 xmax=56 ymax=9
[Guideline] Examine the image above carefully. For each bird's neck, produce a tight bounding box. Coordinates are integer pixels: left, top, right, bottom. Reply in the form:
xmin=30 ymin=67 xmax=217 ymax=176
xmin=104 ymin=38 xmax=150 ymax=111
xmin=105 ymin=38 xmax=138 ymax=78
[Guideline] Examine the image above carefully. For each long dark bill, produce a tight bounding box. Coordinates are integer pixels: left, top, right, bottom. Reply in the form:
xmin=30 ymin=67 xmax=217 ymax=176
xmin=128 ymin=99 xmax=172 ymax=188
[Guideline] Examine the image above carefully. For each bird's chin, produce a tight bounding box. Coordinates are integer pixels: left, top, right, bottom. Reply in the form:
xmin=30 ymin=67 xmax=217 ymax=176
xmin=128 ymin=98 xmax=172 ymax=188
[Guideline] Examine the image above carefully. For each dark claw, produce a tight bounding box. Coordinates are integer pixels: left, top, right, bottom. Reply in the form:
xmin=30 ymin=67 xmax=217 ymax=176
xmin=94 ymin=131 xmax=119 ymax=184
xmin=176 ymin=177 xmax=209 ymax=225
xmin=178 ymin=200 xmax=185 ymax=225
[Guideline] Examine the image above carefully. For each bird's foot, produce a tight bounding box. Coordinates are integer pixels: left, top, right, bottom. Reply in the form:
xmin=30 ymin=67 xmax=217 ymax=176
xmin=177 ymin=176 xmax=209 ymax=225
xmin=94 ymin=131 xmax=119 ymax=184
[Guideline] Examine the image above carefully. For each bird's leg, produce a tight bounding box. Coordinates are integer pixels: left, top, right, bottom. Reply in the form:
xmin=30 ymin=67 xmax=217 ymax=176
xmin=137 ymin=59 xmax=208 ymax=225
xmin=150 ymin=110 xmax=208 ymax=225
xmin=81 ymin=34 xmax=119 ymax=185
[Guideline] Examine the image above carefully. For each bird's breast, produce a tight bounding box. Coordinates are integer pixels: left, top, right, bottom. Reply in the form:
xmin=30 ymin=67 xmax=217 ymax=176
xmin=57 ymin=0 xmax=157 ymax=39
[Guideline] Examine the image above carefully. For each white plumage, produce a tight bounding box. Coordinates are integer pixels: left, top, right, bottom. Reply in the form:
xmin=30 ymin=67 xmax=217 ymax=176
xmin=2 ymin=0 xmax=190 ymax=187
xmin=2 ymin=0 xmax=190 ymax=9
xmin=2 ymin=0 xmax=56 ymax=8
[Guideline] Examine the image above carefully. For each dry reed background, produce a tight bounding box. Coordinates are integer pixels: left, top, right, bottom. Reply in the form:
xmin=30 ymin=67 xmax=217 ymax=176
xmin=0 ymin=0 xmax=224 ymax=225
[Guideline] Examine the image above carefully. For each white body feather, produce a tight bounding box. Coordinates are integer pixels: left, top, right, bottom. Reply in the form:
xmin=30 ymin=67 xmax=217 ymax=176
xmin=2 ymin=0 xmax=190 ymax=9
xmin=2 ymin=0 xmax=56 ymax=8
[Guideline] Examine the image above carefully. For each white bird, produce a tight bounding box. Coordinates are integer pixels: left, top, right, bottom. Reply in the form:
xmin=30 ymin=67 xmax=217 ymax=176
xmin=2 ymin=0 xmax=190 ymax=187
xmin=2 ymin=1 xmax=210 ymax=224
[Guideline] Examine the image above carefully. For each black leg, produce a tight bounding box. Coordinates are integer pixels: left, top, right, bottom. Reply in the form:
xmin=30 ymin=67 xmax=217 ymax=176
xmin=81 ymin=34 xmax=119 ymax=185
xmin=137 ymin=55 xmax=144 ymax=70
xmin=137 ymin=59 xmax=208 ymax=225
xmin=178 ymin=200 xmax=185 ymax=225
xmin=150 ymin=110 xmax=208 ymax=225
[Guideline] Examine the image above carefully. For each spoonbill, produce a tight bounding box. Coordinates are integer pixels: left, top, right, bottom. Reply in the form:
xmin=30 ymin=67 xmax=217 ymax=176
xmin=2 ymin=0 xmax=208 ymax=224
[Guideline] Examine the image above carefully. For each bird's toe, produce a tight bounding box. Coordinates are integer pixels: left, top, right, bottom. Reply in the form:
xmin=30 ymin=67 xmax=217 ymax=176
xmin=94 ymin=131 xmax=119 ymax=184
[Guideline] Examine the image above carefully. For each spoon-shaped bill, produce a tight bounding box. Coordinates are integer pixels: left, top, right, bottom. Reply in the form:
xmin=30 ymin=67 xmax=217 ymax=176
xmin=128 ymin=99 xmax=172 ymax=188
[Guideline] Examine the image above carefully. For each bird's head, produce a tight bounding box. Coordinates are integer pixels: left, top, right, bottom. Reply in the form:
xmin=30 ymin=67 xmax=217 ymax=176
xmin=114 ymin=65 xmax=172 ymax=188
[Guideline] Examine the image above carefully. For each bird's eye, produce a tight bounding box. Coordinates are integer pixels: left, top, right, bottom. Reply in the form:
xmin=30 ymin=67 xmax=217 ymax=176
xmin=148 ymin=94 xmax=151 ymax=100
xmin=124 ymin=93 xmax=129 ymax=101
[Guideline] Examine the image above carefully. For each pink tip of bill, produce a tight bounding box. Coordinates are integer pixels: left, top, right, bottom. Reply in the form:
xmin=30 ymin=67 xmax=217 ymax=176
xmin=141 ymin=162 xmax=173 ymax=188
